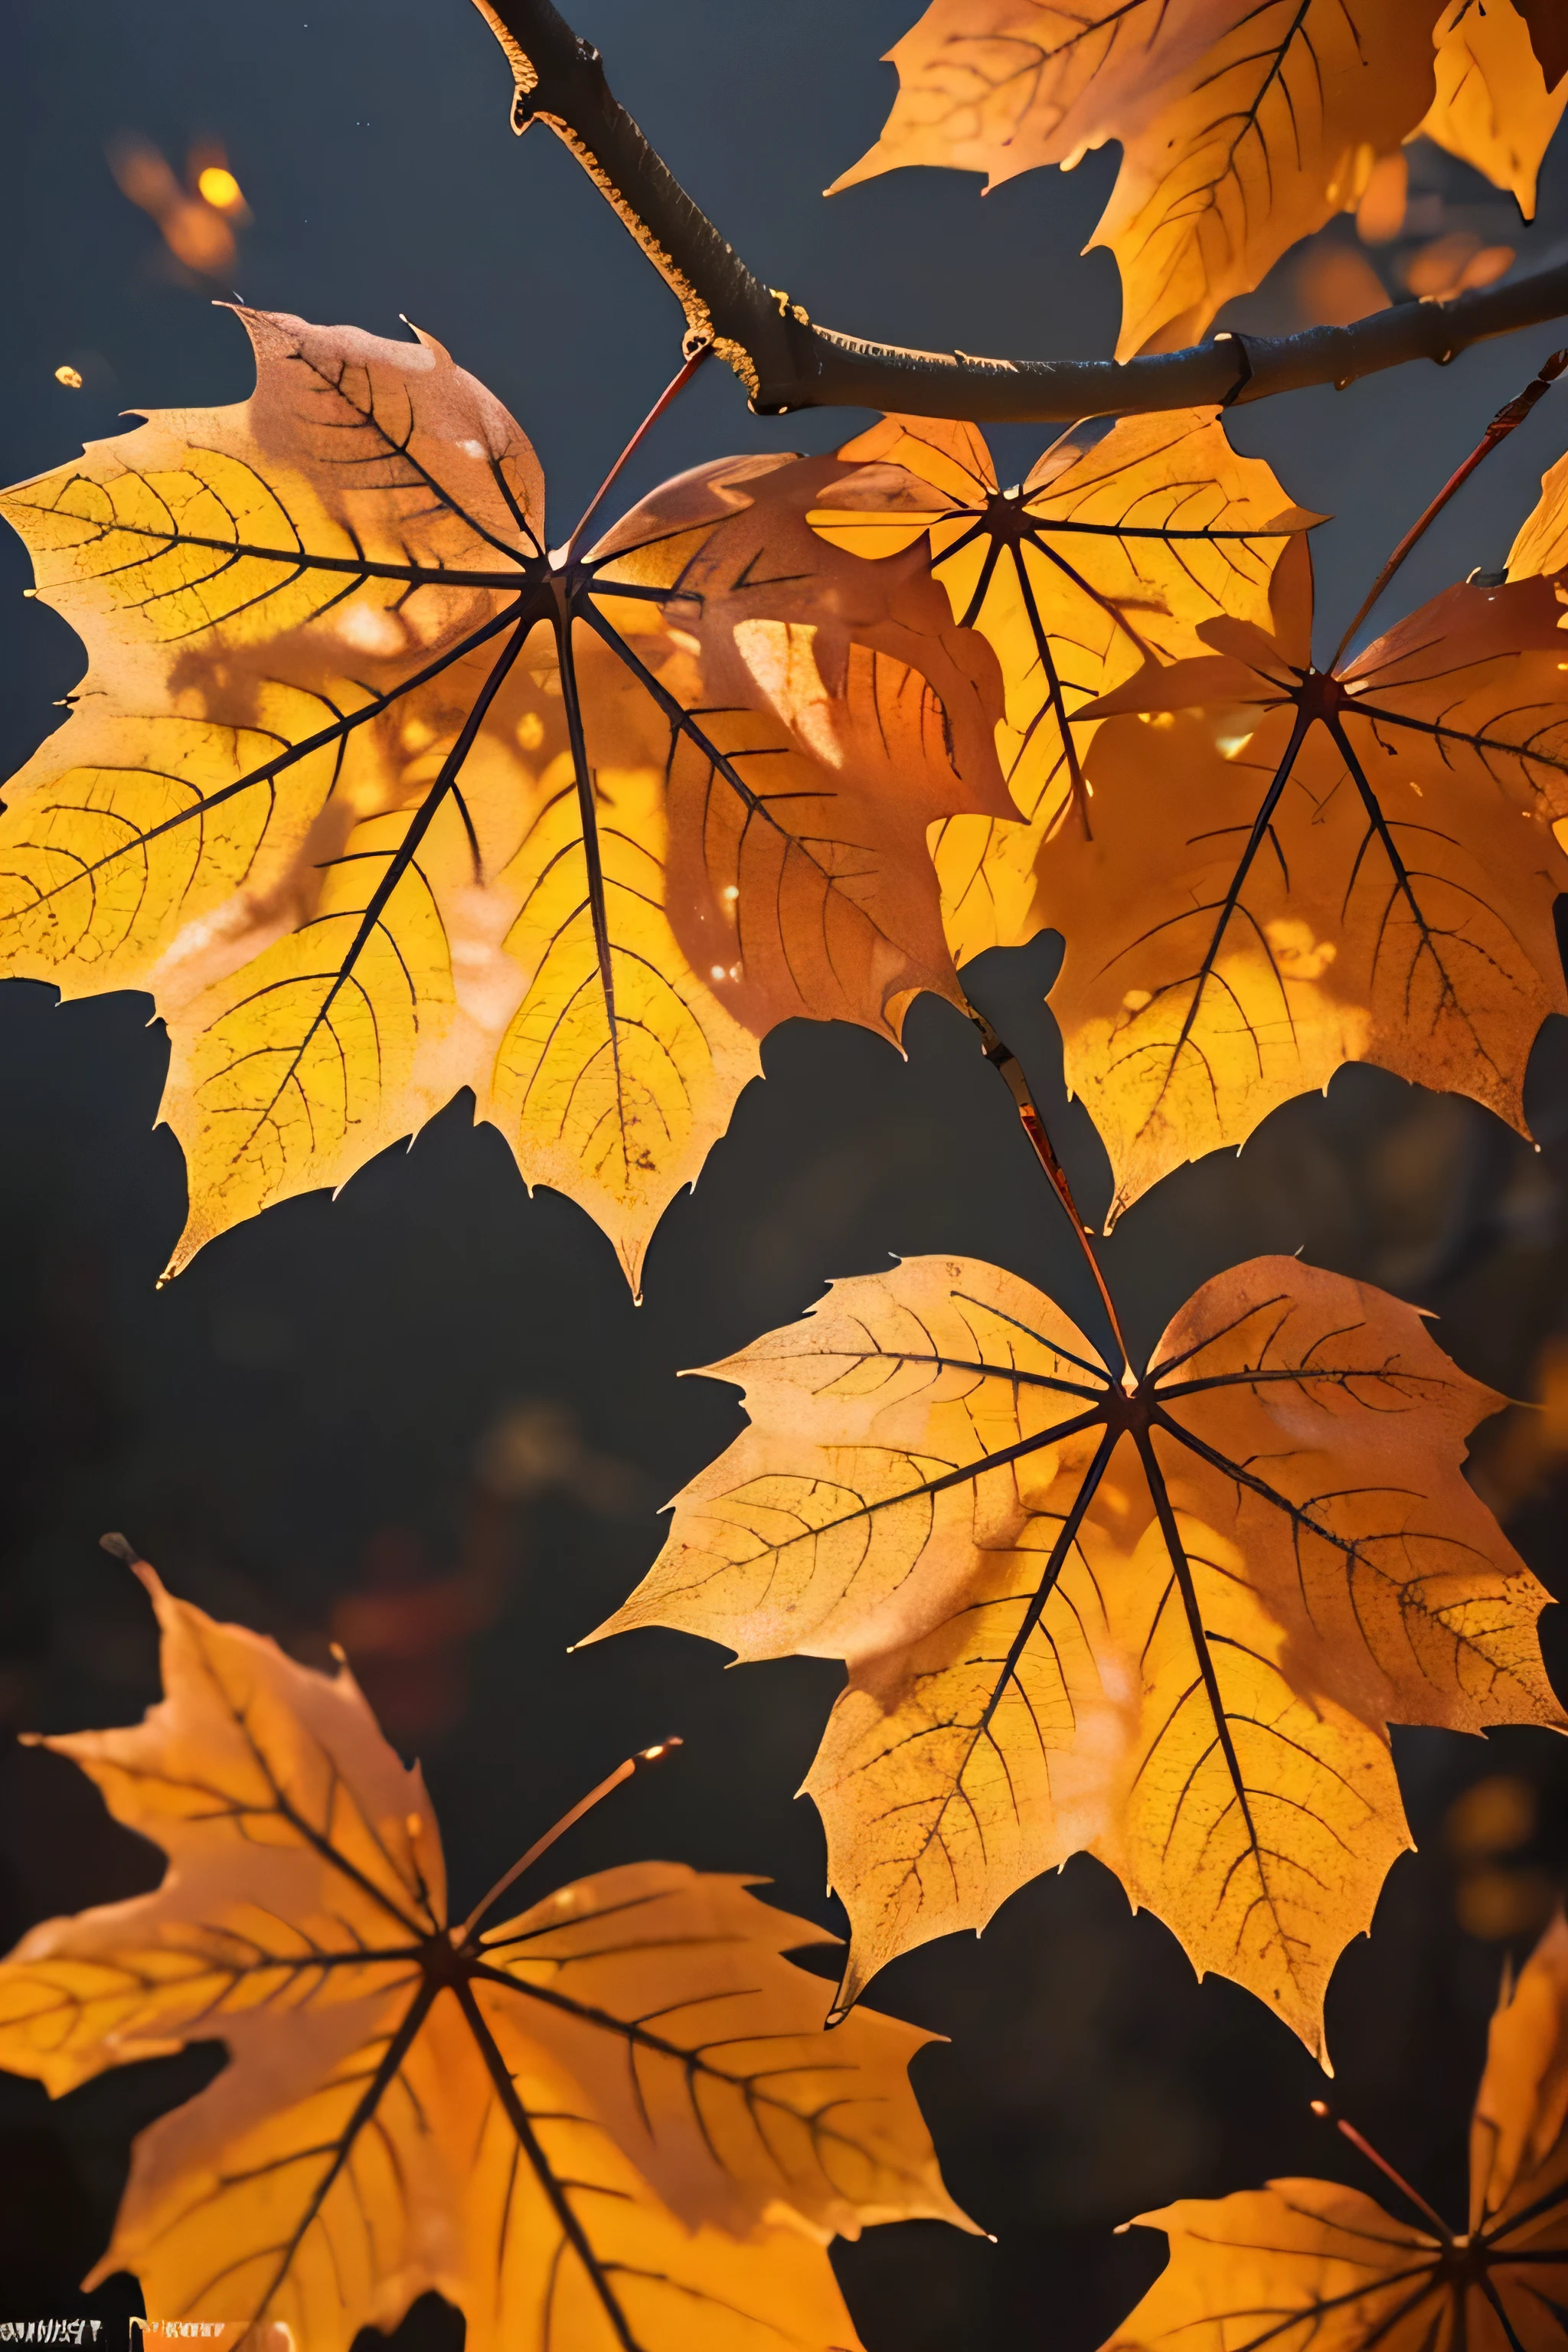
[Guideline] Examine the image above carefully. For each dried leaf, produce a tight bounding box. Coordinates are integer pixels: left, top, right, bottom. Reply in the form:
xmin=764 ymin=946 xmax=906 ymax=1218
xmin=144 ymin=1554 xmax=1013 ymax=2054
xmin=0 ymin=308 xmax=1008 ymax=1289
xmin=1102 ymin=1913 xmax=1568 ymax=2352
xmin=1035 ymin=539 xmax=1568 ymax=1224
xmin=593 ymin=1253 xmax=1563 ymax=2054
xmin=1422 ymin=0 xmax=1568 ymax=215
xmin=833 ymin=1 xmax=1444 ymax=358
xmin=809 ymin=410 xmax=1316 ymax=962
xmin=0 ymin=1562 xmax=968 ymax=2350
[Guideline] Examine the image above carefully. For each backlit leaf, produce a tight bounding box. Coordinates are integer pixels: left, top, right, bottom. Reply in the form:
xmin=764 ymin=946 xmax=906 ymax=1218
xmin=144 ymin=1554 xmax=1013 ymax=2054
xmin=1506 ymin=444 xmax=1568 ymax=580
xmin=810 ymin=410 xmax=1316 ymax=961
xmin=1101 ymin=1912 xmax=1568 ymax=2352
xmin=1421 ymin=0 xmax=1567 ymax=218
xmin=1037 ymin=538 xmax=1568 ymax=1224
xmin=833 ymin=1 xmax=1444 ymax=358
xmin=593 ymin=1253 xmax=1563 ymax=2055
xmin=0 ymin=308 xmax=1008 ymax=1289
xmin=0 ymin=1561 xmax=969 ymax=2350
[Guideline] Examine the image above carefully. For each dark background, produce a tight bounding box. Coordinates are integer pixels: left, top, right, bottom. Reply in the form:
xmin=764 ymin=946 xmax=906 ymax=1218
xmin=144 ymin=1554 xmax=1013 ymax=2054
xmin=4 ymin=3 xmax=1568 ymax=2344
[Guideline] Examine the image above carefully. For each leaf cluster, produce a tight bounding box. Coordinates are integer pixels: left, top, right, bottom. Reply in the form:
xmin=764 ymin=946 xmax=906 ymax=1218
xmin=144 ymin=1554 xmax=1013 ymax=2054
xmin=5 ymin=2 xmax=1568 ymax=2342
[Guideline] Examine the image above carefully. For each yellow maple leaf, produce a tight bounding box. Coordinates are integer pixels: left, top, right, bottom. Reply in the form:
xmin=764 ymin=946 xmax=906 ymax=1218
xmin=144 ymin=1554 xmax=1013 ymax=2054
xmin=1102 ymin=1911 xmax=1568 ymax=2352
xmin=809 ymin=409 xmax=1317 ymax=960
xmin=1420 ymin=0 xmax=1567 ymax=219
xmin=591 ymin=1252 xmax=1563 ymax=2056
xmin=0 ymin=307 xmax=1008 ymax=1289
xmin=831 ymin=0 xmax=1446 ymax=357
xmin=0 ymin=1555 xmax=970 ymax=2350
xmin=1035 ymin=538 xmax=1568 ymax=1224
xmin=1505 ymin=427 xmax=1568 ymax=580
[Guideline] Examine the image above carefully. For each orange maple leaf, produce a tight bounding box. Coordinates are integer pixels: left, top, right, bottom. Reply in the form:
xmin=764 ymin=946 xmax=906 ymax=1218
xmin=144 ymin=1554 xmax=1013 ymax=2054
xmin=809 ymin=407 xmax=1317 ymax=961
xmin=1422 ymin=0 xmax=1568 ymax=217
xmin=0 ymin=1557 xmax=970 ymax=2350
xmin=0 ymin=308 xmax=1008 ymax=1289
xmin=1102 ymin=1911 xmax=1568 ymax=2352
xmin=1034 ymin=536 xmax=1568 ymax=1224
xmin=592 ymin=1252 xmax=1563 ymax=2056
xmin=831 ymin=0 xmax=1446 ymax=357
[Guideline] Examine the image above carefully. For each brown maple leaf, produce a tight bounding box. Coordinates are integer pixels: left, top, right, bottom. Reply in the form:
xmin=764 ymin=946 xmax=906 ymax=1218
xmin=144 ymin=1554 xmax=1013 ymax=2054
xmin=591 ymin=1252 xmax=1563 ymax=2056
xmin=1033 ymin=535 xmax=1568 ymax=1226
xmin=808 ymin=408 xmax=1317 ymax=961
xmin=0 ymin=308 xmax=1008 ymax=1289
xmin=0 ymin=1555 xmax=970 ymax=2350
xmin=831 ymin=0 xmax=1446 ymax=357
xmin=1101 ymin=1911 xmax=1568 ymax=2352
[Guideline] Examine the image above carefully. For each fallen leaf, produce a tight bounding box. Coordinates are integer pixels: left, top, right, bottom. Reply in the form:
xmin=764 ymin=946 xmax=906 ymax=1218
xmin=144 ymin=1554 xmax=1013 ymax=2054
xmin=1034 ymin=537 xmax=1568 ymax=1224
xmin=0 ymin=308 xmax=1008 ymax=1289
xmin=0 ymin=1560 xmax=968 ymax=2350
xmin=809 ymin=410 xmax=1315 ymax=961
xmin=1421 ymin=0 xmax=1568 ymax=216
xmin=832 ymin=0 xmax=1445 ymax=358
xmin=1101 ymin=1911 xmax=1568 ymax=2352
xmin=591 ymin=1253 xmax=1563 ymax=2055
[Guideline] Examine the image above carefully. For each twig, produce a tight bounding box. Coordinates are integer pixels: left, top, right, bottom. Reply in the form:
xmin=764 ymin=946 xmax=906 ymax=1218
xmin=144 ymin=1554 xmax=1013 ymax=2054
xmin=972 ymin=1014 xmax=1132 ymax=1380
xmin=470 ymin=0 xmax=1568 ymax=426
xmin=1331 ymin=347 xmax=1568 ymax=665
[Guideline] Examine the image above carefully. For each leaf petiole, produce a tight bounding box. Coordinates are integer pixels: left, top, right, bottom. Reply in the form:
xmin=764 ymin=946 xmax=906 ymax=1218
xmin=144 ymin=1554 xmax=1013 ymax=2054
xmin=1310 ymin=2099 xmax=1452 ymax=2240
xmin=972 ymin=1013 xmax=1133 ymax=1380
xmin=459 ymin=1737 xmax=682 ymax=1941
xmin=1331 ymin=346 xmax=1568 ymax=668
xmin=560 ymin=335 xmax=714 ymax=567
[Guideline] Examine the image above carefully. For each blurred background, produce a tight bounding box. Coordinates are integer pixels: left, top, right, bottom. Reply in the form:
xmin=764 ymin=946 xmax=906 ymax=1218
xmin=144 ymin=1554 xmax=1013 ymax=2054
xmin=4 ymin=2 xmax=1568 ymax=2343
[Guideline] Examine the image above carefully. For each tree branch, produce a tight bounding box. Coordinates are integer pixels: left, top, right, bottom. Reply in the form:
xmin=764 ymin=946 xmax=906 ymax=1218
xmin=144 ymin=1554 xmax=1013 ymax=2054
xmin=471 ymin=0 xmax=1568 ymax=424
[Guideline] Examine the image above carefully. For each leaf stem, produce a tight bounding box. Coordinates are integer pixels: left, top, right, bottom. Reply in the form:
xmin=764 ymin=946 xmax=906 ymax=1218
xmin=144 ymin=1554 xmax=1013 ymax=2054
xmin=563 ymin=336 xmax=714 ymax=564
xmin=459 ymin=1738 xmax=681 ymax=1940
xmin=471 ymin=0 xmax=1568 ymax=423
xmin=1331 ymin=346 xmax=1568 ymax=668
xmin=971 ymin=1014 xmax=1132 ymax=1379
xmin=1309 ymin=2100 xmax=1452 ymax=2240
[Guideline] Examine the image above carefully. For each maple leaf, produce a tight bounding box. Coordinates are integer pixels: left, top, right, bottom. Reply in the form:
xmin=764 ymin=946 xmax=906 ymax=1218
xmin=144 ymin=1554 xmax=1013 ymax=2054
xmin=0 ymin=308 xmax=1008 ymax=1290
xmin=1030 ymin=535 xmax=1568 ymax=1226
xmin=808 ymin=410 xmax=1317 ymax=962
xmin=831 ymin=0 xmax=1445 ymax=358
xmin=1420 ymin=0 xmax=1568 ymax=218
xmin=1100 ymin=1910 xmax=1568 ymax=2352
xmin=0 ymin=1557 xmax=970 ymax=2351
xmin=1506 ymin=428 xmax=1568 ymax=580
xmin=591 ymin=1252 xmax=1564 ymax=2056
